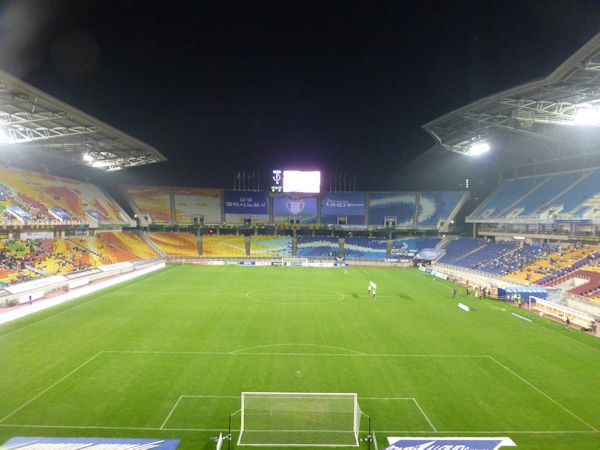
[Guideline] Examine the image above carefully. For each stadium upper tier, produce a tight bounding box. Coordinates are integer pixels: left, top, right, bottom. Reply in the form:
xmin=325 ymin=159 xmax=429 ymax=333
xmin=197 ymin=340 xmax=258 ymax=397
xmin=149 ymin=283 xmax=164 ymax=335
xmin=467 ymin=169 xmax=600 ymax=223
xmin=124 ymin=186 xmax=466 ymax=229
xmin=0 ymin=165 xmax=133 ymax=226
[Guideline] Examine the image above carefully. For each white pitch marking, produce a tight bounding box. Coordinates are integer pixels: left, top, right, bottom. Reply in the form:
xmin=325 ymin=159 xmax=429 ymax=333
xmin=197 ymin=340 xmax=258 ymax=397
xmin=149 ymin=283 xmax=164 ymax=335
xmin=0 ymin=351 xmax=104 ymax=423
xmin=487 ymin=355 xmax=598 ymax=432
xmin=103 ymin=349 xmax=489 ymax=358
xmin=412 ymin=398 xmax=437 ymax=432
xmin=229 ymin=343 xmax=366 ymax=355
xmin=160 ymin=395 xmax=183 ymax=429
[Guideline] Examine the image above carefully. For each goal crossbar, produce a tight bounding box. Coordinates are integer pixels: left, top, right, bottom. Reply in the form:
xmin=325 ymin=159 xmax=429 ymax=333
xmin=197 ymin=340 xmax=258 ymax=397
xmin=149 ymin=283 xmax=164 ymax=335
xmin=238 ymin=392 xmax=361 ymax=447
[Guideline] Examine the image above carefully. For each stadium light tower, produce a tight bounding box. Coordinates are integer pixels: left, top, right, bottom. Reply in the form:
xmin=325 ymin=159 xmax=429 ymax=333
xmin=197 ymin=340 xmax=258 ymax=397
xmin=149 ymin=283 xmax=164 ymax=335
xmin=467 ymin=141 xmax=490 ymax=156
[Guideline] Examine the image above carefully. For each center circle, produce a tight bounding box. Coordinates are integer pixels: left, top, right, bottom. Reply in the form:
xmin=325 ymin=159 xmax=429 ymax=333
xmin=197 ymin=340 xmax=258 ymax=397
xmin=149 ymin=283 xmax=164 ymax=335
xmin=246 ymin=287 xmax=345 ymax=304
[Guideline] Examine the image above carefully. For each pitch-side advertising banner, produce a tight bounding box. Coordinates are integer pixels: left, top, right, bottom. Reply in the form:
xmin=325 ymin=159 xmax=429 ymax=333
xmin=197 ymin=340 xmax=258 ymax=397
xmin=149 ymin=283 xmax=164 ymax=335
xmin=385 ymin=437 xmax=516 ymax=450
xmin=2 ymin=437 xmax=181 ymax=450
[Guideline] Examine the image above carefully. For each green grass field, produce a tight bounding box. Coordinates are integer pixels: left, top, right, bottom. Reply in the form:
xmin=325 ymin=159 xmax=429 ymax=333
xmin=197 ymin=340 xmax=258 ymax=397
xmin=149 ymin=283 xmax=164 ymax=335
xmin=2 ymin=265 xmax=600 ymax=449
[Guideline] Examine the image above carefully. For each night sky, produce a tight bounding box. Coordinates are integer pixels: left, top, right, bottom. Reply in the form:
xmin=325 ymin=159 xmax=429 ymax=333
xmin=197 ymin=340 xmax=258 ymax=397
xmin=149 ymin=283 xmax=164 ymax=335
xmin=1 ymin=0 xmax=599 ymax=190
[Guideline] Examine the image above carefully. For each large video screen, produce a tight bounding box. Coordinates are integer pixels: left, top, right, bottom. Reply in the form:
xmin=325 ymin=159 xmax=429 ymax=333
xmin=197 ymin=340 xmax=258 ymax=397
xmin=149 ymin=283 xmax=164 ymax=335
xmin=283 ymin=170 xmax=320 ymax=193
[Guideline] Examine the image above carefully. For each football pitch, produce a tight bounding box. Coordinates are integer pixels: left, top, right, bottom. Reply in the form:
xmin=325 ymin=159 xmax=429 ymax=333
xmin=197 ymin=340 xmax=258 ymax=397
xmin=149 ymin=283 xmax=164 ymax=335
xmin=2 ymin=264 xmax=600 ymax=450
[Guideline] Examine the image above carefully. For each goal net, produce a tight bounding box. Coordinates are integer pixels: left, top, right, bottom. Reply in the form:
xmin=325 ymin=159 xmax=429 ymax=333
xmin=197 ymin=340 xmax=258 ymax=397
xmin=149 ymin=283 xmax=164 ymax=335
xmin=281 ymin=257 xmax=308 ymax=267
xmin=238 ymin=392 xmax=361 ymax=447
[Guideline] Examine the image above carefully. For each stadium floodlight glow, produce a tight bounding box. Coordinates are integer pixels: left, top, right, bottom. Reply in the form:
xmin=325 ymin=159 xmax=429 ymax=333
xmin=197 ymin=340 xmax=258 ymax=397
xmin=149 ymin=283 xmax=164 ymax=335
xmin=91 ymin=160 xmax=112 ymax=168
xmin=0 ymin=127 xmax=13 ymax=144
xmin=574 ymin=106 xmax=600 ymax=125
xmin=467 ymin=141 xmax=490 ymax=156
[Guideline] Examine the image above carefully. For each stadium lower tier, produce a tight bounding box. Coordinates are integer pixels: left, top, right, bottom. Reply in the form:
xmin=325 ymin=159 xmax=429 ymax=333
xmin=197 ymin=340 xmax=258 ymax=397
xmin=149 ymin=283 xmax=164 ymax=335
xmin=2 ymin=232 xmax=600 ymax=303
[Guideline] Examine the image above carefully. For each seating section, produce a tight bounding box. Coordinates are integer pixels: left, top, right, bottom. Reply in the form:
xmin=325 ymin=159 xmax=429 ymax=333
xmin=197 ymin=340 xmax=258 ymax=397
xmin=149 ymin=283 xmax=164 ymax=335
xmin=148 ymin=232 xmax=199 ymax=257
xmin=437 ymin=238 xmax=487 ymax=265
xmin=98 ymin=232 xmax=158 ymax=260
xmin=417 ymin=192 xmax=464 ymax=227
xmin=392 ymin=237 xmax=441 ymax=255
xmin=509 ymin=247 xmax=599 ymax=283
xmin=368 ymin=192 xmax=417 ymax=226
xmin=296 ymin=236 xmax=339 ymax=258
xmin=546 ymin=169 xmax=600 ymax=216
xmin=470 ymin=178 xmax=540 ymax=218
xmin=0 ymin=165 xmax=132 ymax=226
xmin=469 ymin=169 xmax=600 ymax=222
xmin=126 ymin=186 xmax=173 ymax=223
xmin=343 ymin=238 xmax=387 ymax=260
xmin=249 ymin=236 xmax=292 ymax=257
xmin=202 ymin=235 xmax=246 ymax=257
xmin=174 ymin=187 xmax=222 ymax=224
xmin=510 ymin=172 xmax=583 ymax=216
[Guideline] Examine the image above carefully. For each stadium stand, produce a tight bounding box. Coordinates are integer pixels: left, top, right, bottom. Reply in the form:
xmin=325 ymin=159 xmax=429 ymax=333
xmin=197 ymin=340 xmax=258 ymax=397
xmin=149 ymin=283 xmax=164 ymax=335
xmin=507 ymin=172 xmax=584 ymax=217
xmin=546 ymin=169 xmax=600 ymax=216
xmin=296 ymin=236 xmax=339 ymax=258
xmin=469 ymin=177 xmax=542 ymax=219
xmin=368 ymin=193 xmax=417 ymax=226
xmin=148 ymin=232 xmax=200 ymax=257
xmin=0 ymin=165 xmax=133 ymax=226
xmin=125 ymin=186 xmax=173 ymax=223
xmin=98 ymin=232 xmax=158 ymax=260
xmin=342 ymin=237 xmax=387 ymax=260
xmin=392 ymin=237 xmax=441 ymax=257
xmin=249 ymin=236 xmax=292 ymax=257
xmin=174 ymin=187 xmax=222 ymax=224
xmin=202 ymin=235 xmax=246 ymax=257
xmin=468 ymin=169 xmax=600 ymax=223
xmin=437 ymin=238 xmax=487 ymax=265
xmin=417 ymin=192 xmax=464 ymax=227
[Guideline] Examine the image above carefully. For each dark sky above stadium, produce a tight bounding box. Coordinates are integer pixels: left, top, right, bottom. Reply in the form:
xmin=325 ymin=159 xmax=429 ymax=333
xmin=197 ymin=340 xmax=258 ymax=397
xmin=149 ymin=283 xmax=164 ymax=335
xmin=1 ymin=0 xmax=599 ymax=190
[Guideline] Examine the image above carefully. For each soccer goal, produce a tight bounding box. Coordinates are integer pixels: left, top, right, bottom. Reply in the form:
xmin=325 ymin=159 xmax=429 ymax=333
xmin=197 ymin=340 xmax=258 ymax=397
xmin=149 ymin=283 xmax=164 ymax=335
xmin=236 ymin=392 xmax=363 ymax=447
xmin=281 ymin=257 xmax=308 ymax=267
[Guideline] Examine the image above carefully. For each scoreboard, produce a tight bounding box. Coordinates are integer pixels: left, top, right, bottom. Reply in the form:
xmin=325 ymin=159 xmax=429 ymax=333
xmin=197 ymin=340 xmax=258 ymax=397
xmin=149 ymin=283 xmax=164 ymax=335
xmin=271 ymin=170 xmax=321 ymax=193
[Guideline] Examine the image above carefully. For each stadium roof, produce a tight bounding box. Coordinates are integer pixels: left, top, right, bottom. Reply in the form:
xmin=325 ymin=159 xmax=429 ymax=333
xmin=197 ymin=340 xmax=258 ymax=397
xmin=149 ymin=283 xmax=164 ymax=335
xmin=423 ymin=31 xmax=600 ymax=168
xmin=0 ymin=69 xmax=166 ymax=171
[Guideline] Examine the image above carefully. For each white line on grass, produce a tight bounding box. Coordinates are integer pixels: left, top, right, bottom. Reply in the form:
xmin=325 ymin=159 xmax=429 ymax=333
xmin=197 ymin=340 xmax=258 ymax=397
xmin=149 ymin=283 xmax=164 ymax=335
xmin=0 ymin=351 xmax=104 ymax=424
xmin=103 ymin=349 xmax=489 ymax=358
xmin=412 ymin=398 xmax=437 ymax=432
xmin=0 ymin=267 xmax=175 ymax=340
xmin=0 ymin=423 xmax=596 ymax=434
xmin=229 ymin=343 xmax=366 ymax=355
xmin=486 ymin=355 xmax=598 ymax=432
xmin=160 ymin=395 xmax=183 ymax=429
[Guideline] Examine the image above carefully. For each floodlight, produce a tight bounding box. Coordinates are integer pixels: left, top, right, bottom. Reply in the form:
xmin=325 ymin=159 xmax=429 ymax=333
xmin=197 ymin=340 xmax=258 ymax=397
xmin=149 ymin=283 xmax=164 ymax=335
xmin=574 ymin=107 xmax=600 ymax=125
xmin=0 ymin=127 xmax=12 ymax=144
xmin=468 ymin=142 xmax=490 ymax=156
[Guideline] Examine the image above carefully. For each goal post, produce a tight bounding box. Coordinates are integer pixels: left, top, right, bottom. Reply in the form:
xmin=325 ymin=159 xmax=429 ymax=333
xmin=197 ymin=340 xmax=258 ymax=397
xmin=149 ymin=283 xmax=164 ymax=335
xmin=237 ymin=392 xmax=361 ymax=447
xmin=281 ymin=257 xmax=308 ymax=267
